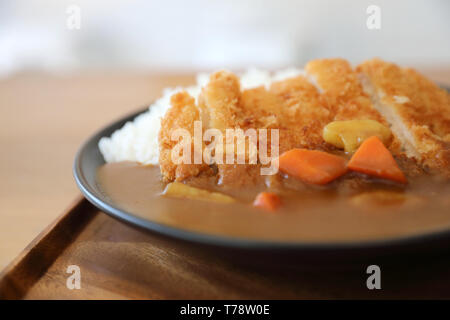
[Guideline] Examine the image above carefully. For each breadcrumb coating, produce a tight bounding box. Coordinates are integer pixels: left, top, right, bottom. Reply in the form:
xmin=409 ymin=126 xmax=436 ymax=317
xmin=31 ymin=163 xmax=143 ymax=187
xmin=158 ymin=91 xmax=209 ymax=181
xmin=158 ymin=60 xmax=450 ymax=182
xmin=269 ymin=75 xmax=333 ymax=153
xmin=306 ymin=58 xmax=400 ymax=154
xmin=198 ymin=71 xmax=242 ymax=133
xmin=358 ymin=58 xmax=450 ymax=175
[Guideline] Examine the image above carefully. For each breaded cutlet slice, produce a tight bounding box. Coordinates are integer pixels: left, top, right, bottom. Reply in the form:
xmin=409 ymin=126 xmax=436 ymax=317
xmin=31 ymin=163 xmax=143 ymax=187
xmin=357 ymin=58 xmax=450 ymax=174
xmin=198 ymin=71 xmax=253 ymax=183
xmin=240 ymin=86 xmax=283 ymax=129
xmin=198 ymin=70 xmax=242 ymax=132
xmin=305 ymin=59 xmax=385 ymax=122
xmin=269 ymin=75 xmax=333 ymax=153
xmin=239 ymin=75 xmax=333 ymax=154
xmin=158 ymin=91 xmax=210 ymax=181
xmin=305 ymin=58 xmax=401 ymax=153
xmin=200 ymin=72 xmax=333 ymax=181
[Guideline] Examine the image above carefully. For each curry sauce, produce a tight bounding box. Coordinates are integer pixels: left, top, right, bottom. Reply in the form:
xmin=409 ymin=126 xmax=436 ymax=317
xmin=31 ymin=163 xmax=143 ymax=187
xmin=97 ymin=59 xmax=450 ymax=243
xmin=97 ymin=162 xmax=450 ymax=243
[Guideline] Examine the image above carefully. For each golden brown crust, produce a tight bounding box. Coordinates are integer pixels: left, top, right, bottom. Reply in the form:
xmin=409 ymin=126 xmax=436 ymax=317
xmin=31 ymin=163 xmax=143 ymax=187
xmin=158 ymin=59 xmax=450 ymax=182
xmin=269 ymin=75 xmax=333 ymax=153
xmin=305 ymin=58 xmax=401 ymax=154
xmin=305 ymin=59 xmax=385 ymax=121
xmin=240 ymin=86 xmax=283 ymax=129
xmin=198 ymin=71 xmax=242 ymax=132
xmin=358 ymin=58 xmax=450 ymax=175
xmin=158 ymin=91 xmax=209 ymax=181
xmin=198 ymin=71 xmax=247 ymax=181
xmin=239 ymin=76 xmax=333 ymax=154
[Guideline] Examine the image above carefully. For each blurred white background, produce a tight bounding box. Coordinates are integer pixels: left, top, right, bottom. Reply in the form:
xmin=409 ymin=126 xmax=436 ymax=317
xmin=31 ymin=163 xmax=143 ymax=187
xmin=0 ymin=0 xmax=449 ymax=76
xmin=0 ymin=0 xmax=449 ymax=273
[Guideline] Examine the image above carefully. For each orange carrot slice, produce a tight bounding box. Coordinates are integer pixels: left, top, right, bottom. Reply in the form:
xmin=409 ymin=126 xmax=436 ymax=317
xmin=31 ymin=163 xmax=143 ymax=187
xmin=253 ymin=192 xmax=281 ymax=211
xmin=278 ymin=149 xmax=348 ymax=185
xmin=348 ymin=136 xmax=407 ymax=184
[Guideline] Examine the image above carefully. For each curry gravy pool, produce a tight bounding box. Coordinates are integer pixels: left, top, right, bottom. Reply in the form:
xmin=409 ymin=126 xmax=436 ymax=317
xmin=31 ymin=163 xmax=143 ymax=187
xmin=98 ymin=162 xmax=450 ymax=243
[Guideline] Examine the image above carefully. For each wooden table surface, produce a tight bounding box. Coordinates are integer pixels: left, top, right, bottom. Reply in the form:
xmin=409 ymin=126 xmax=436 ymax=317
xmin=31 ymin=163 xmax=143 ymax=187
xmin=4 ymin=198 xmax=450 ymax=299
xmin=0 ymin=67 xmax=449 ymax=272
xmin=0 ymin=72 xmax=195 ymax=270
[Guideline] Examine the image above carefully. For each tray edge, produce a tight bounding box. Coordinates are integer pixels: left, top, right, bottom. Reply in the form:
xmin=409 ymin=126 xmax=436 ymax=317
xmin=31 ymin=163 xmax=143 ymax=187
xmin=0 ymin=196 xmax=96 ymax=299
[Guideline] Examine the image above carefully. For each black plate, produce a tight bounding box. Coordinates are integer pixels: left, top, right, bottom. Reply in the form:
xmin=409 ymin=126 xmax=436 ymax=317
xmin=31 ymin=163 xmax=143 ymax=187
xmin=73 ymin=105 xmax=450 ymax=263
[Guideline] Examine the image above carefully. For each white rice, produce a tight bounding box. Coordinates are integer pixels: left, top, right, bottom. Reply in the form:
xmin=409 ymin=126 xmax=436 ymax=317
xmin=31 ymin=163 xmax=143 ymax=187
xmin=99 ymin=68 xmax=303 ymax=165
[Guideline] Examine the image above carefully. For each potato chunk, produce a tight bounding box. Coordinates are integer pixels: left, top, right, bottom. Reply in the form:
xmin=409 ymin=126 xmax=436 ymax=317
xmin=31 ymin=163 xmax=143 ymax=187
xmin=323 ymin=119 xmax=391 ymax=153
xmin=350 ymin=190 xmax=423 ymax=207
xmin=163 ymin=182 xmax=235 ymax=203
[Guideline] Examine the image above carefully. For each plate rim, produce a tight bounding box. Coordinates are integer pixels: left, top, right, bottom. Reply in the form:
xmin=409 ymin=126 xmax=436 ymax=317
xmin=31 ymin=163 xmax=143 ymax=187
xmin=73 ymin=104 xmax=450 ymax=252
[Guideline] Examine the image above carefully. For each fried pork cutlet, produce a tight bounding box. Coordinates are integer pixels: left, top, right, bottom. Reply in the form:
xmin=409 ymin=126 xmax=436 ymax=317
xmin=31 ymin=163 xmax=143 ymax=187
xmin=358 ymin=58 xmax=450 ymax=175
xmin=218 ymin=73 xmax=333 ymax=181
xmin=159 ymin=60 xmax=450 ymax=183
xmin=160 ymin=71 xmax=333 ymax=183
xmin=219 ymin=75 xmax=334 ymax=184
xmin=198 ymin=70 xmax=242 ymax=133
xmin=240 ymin=86 xmax=282 ymax=129
xmin=158 ymin=91 xmax=209 ymax=181
xmin=197 ymin=71 xmax=254 ymax=183
xmin=305 ymin=58 xmax=386 ymax=122
xmin=269 ymin=75 xmax=333 ymax=153
xmin=239 ymin=75 xmax=332 ymax=153
xmin=305 ymin=58 xmax=400 ymax=154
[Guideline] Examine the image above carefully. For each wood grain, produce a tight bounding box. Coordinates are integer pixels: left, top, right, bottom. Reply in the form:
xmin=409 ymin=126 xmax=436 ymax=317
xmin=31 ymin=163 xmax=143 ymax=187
xmin=0 ymin=197 xmax=95 ymax=299
xmin=0 ymin=69 xmax=449 ymax=298
xmin=2 ymin=199 xmax=450 ymax=299
xmin=0 ymin=72 xmax=195 ymax=270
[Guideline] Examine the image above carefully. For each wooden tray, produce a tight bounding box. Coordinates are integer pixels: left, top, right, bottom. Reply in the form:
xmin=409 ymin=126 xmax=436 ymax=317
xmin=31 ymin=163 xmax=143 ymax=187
xmin=2 ymin=196 xmax=450 ymax=299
